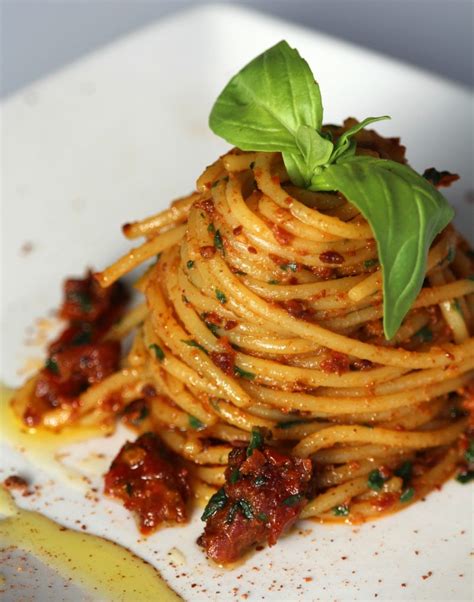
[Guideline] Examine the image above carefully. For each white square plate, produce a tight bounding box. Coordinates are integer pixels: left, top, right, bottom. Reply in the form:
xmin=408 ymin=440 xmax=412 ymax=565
xmin=1 ymin=5 xmax=472 ymax=601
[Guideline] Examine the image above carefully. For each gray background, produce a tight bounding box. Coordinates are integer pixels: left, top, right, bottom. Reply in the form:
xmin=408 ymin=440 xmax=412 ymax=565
xmin=1 ymin=0 xmax=473 ymax=98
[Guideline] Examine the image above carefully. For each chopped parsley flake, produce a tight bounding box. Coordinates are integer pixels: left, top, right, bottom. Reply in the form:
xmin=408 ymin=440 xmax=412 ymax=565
xmin=414 ymin=325 xmax=433 ymax=343
xmin=280 ymin=262 xmax=298 ymax=272
xmin=394 ymin=461 xmax=413 ymax=485
xmin=247 ymin=428 xmax=264 ymax=457
xmin=234 ymin=365 xmax=255 ymax=380
xmin=215 ymin=289 xmax=227 ymax=304
xmin=225 ymin=502 xmax=239 ymax=524
xmin=45 ymin=357 xmax=59 ymax=375
xmin=186 ymin=260 xmax=195 ymax=269
xmin=238 ymin=499 xmax=254 ymax=520
xmin=149 ymin=343 xmax=165 ymax=361
xmin=188 ymin=415 xmax=204 ymax=430
xmin=204 ymin=321 xmax=220 ymax=337
xmin=446 ymin=246 xmax=456 ymax=263
xmin=400 ymin=487 xmax=415 ymax=503
xmin=451 ymin=300 xmax=462 ymax=313
xmin=282 ymin=494 xmax=304 ymax=507
xmin=465 ymin=439 xmax=474 ymax=464
xmin=208 ymin=223 xmax=216 ymax=234
xmin=201 ymin=488 xmax=227 ymax=521
xmin=367 ymin=469 xmax=386 ymax=491
xmin=229 ymin=468 xmax=240 ymax=484
xmin=456 ymin=470 xmax=474 ymax=484
xmin=254 ymin=475 xmax=267 ymax=487
xmin=182 ymin=339 xmax=208 ymax=354
xmin=364 ymin=259 xmax=378 ymax=269
xmin=333 ymin=504 xmax=349 ymax=516
xmin=71 ymin=329 xmax=93 ymax=346
xmin=214 ymin=229 xmax=224 ymax=252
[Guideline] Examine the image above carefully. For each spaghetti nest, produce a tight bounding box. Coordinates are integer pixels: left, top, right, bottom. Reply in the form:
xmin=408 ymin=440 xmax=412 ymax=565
xmin=13 ymin=128 xmax=474 ymax=522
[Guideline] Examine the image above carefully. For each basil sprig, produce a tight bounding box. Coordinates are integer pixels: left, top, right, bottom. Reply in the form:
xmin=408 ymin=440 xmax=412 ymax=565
xmin=209 ymin=40 xmax=455 ymax=339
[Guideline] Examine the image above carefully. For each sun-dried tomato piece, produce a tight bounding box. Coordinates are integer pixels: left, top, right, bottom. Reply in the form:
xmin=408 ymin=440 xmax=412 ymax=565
xmin=104 ymin=432 xmax=190 ymax=533
xmin=198 ymin=437 xmax=313 ymax=564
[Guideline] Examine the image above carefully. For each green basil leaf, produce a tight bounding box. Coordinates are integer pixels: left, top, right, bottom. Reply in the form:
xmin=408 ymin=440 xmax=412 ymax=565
xmin=283 ymin=125 xmax=333 ymax=186
xmin=209 ymin=40 xmax=323 ymax=156
xmin=310 ymin=156 xmax=454 ymax=339
xmin=330 ymin=116 xmax=390 ymax=163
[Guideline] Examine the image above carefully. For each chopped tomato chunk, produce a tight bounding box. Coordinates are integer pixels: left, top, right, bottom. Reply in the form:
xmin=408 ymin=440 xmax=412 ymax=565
xmin=21 ymin=272 xmax=129 ymax=426
xmin=104 ymin=433 xmax=190 ymax=533
xmin=198 ymin=442 xmax=314 ymax=564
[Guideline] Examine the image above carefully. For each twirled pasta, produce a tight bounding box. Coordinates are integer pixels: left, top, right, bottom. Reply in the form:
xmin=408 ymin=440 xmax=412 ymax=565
xmin=12 ymin=138 xmax=474 ymax=523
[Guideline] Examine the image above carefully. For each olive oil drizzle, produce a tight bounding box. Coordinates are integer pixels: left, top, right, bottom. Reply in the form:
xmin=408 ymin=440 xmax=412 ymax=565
xmin=0 ymin=384 xmax=181 ymax=601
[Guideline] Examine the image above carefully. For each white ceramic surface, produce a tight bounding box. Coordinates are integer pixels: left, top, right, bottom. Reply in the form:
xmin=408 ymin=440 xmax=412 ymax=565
xmin=1 ymin=5 xmax=472 ymax=601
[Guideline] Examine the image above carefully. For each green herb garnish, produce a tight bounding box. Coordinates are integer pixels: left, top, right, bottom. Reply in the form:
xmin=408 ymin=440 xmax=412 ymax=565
xmin=201 ymin=488 xmax=228 ymax=520
xmin=234 ymin=365 xmax=255 ymax=380
xmin=446 ymin=246 xmax=456 ymax=263
xmin=456 ymin=470 xmax=474 ymax=484
xmin=280 ymin=262 xmax=298 ymax=272
xmin=465 ymin=439 xmax=474 ymax=464
xmin=247 ymin=428 xmax=264 ymax=457
xmin=225 ymin=499 xmax=255 ymax=523
xmin=268 ymin=279 xmax=280 ymax=285
xmin=282 ymin=494 xmax=304 ymax=507
xmin=214 ymin=230 xmax=224 ymax=252
xmin=186 ymin=260 xmax=195 ymax=269
xmin=229 ymin=468 xmax=240 ymax=484
xmin=45 ymin=357 xmax=59 ymax=375
xmin=238 ymin=499 xmax=254 ymax=520
xmin=254 ymin=475 xmax=267 ymax=487
xmin=182 ymin=339 xmax=208 ymax=354
xmin=394 ymin=461 xmax=413 ymax=485
xmin=333 ymin=504 xmax=349 ymax=516
xmin=215 ymin=289 xmax=227 ymax=304
xmin=367 ymin=469 xmax=386 ymax=491
xmin=364 ymin=259 xmax=378 ymax=269
xmin=400 ymin=487 xmax=415 ymax=503
xmin=414 ymin=325 xmax=433 ymax=343
xmin=125 ymin=482 xmax=133 ymax=496
xmin=71 ymin=329 xmax=93 ymax=346
xmin=149 ymin=343 xmax=165 ymax=361
xmin=207 ymin=223 xmax=215 ymax=234
xmin=225 ymin=502 xmax=239 ymax=524
xmin=204 ymin=320 xmax=220 ymax=337
xmin=209 ymin=40 xmax=454 ymax=339
xmin=188 ymin=415 xmax=204 ymax=430
xmin=257 ymin=512 xmax=269 ymax=522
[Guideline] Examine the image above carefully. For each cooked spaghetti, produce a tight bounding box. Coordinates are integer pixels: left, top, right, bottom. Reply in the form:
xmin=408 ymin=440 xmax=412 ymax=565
xmin=10 ymin=121 xmax=474 ymax=563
